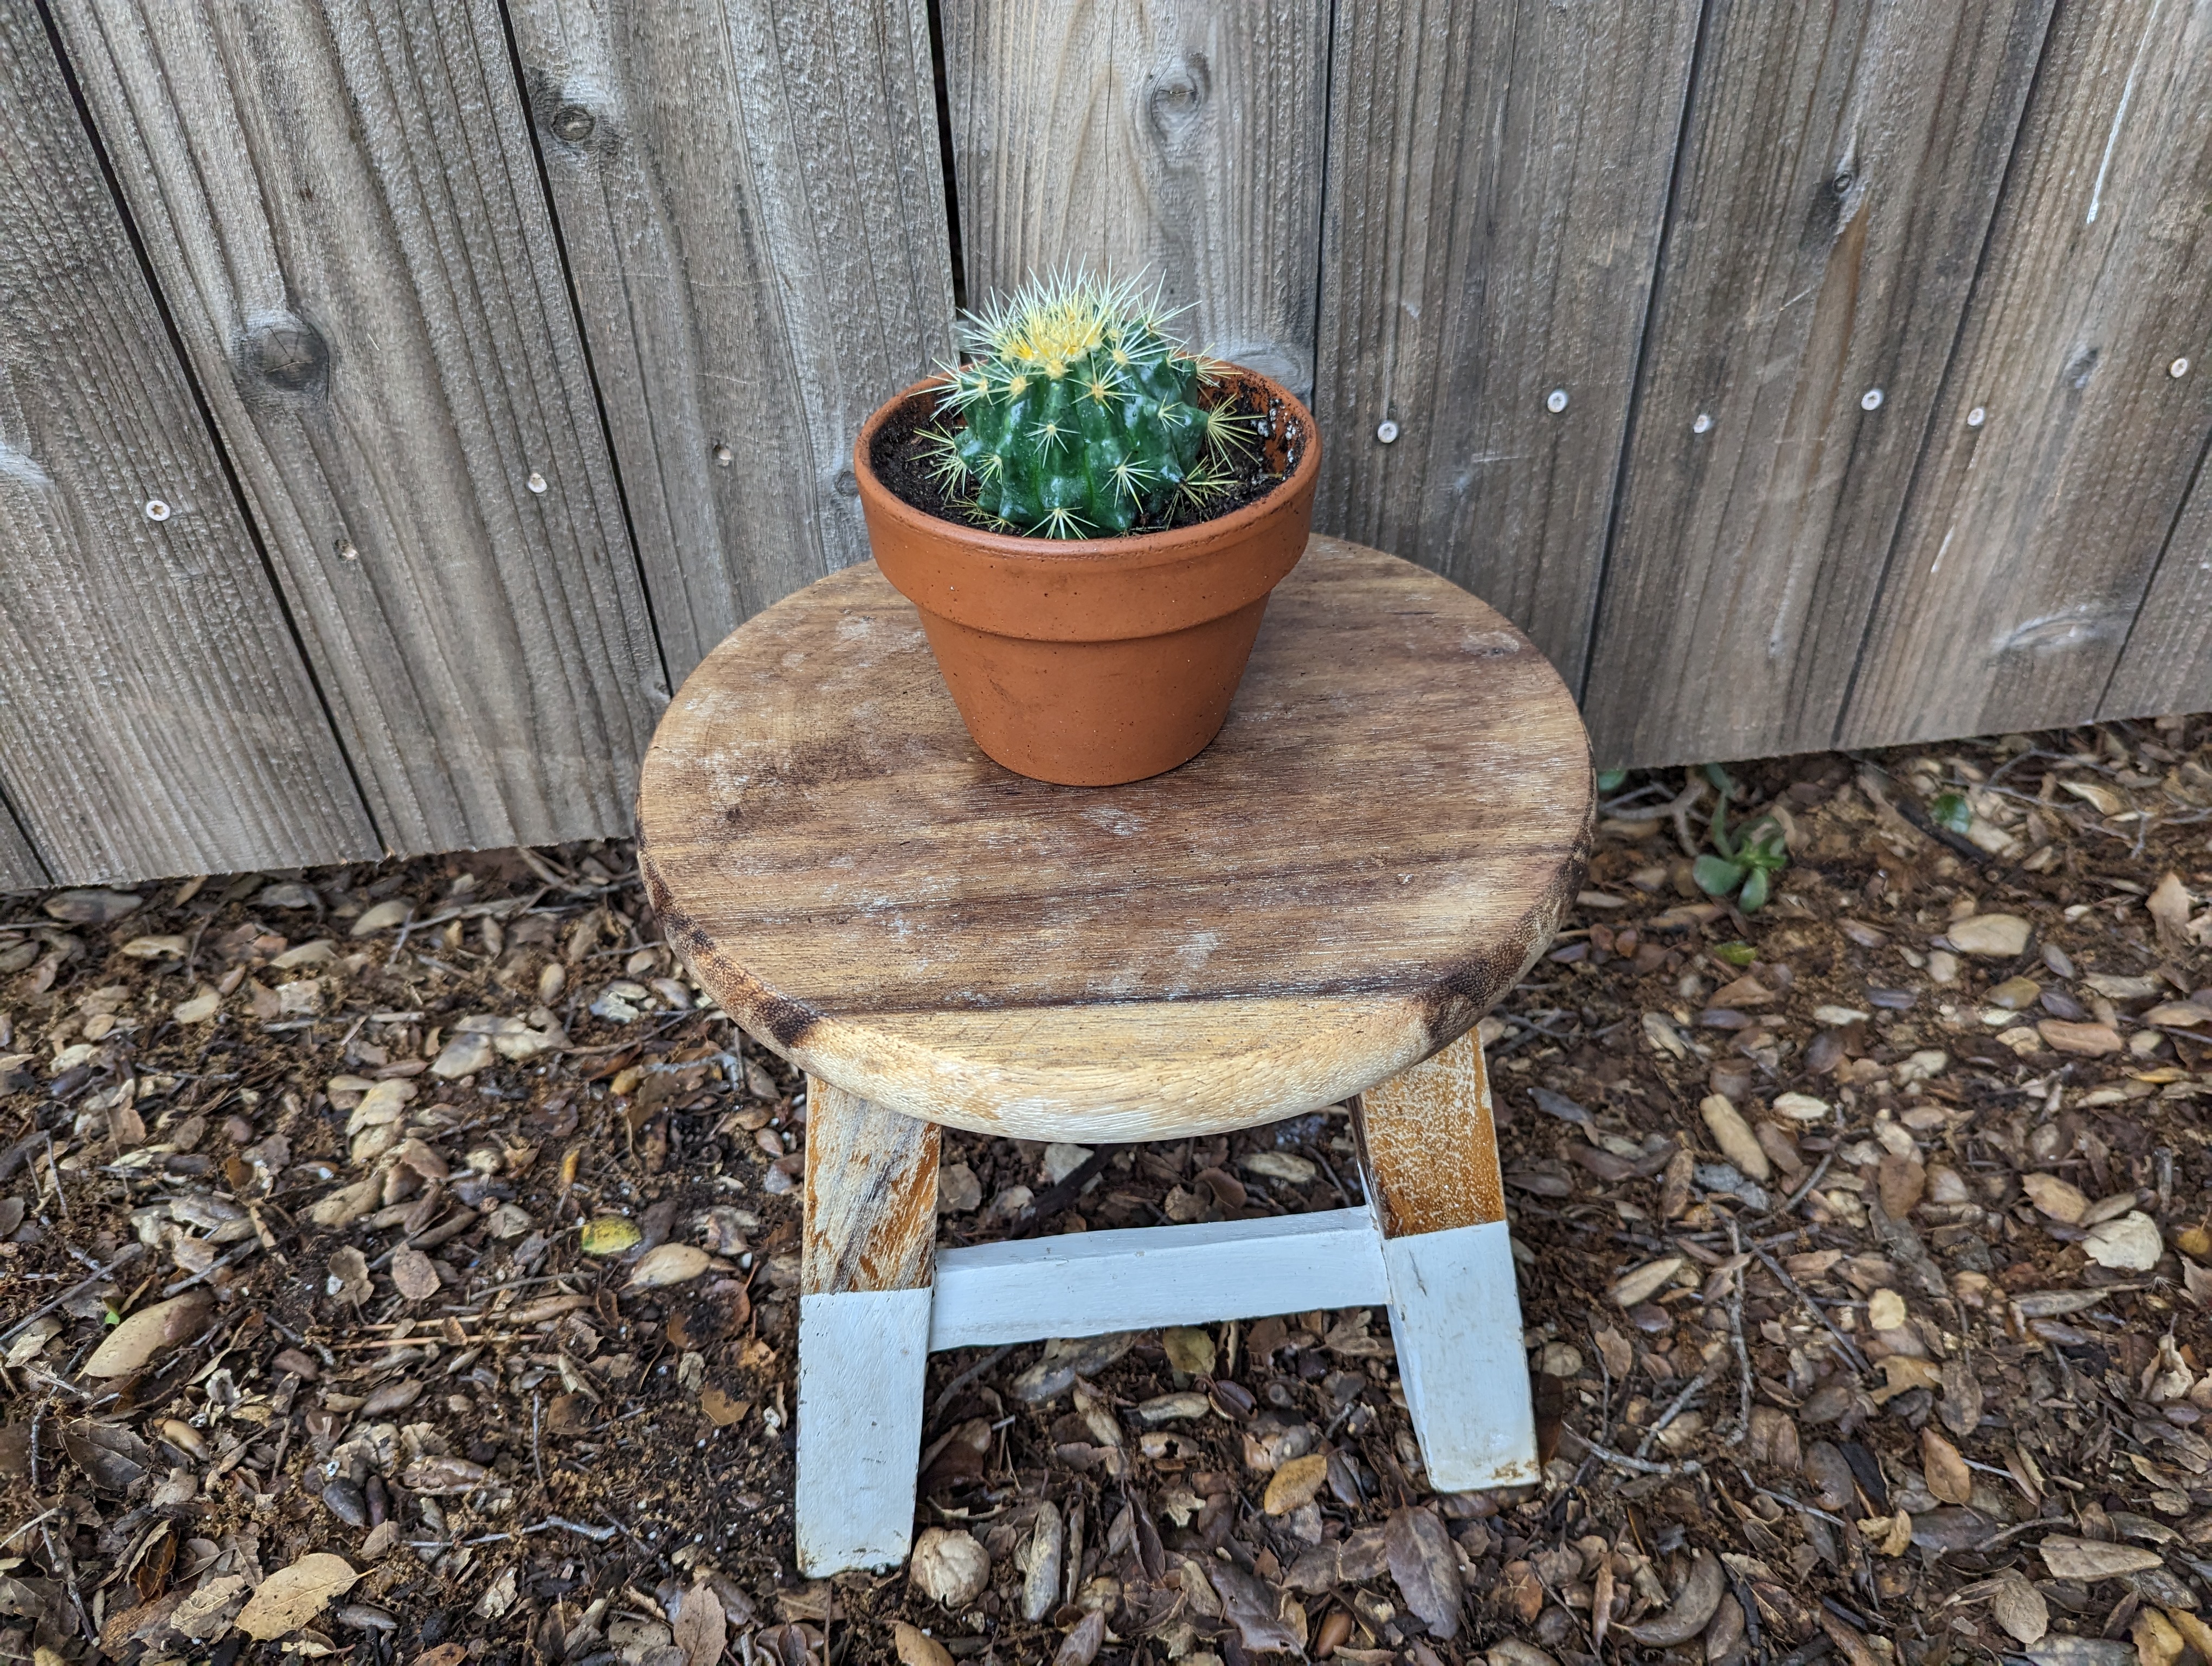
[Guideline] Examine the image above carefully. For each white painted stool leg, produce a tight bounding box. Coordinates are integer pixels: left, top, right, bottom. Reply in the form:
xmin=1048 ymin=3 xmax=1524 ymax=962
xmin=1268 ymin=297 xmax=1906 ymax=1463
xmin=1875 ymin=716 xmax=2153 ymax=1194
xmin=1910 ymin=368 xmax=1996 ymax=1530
xmin=1357 ymin=1031 xmax=1539 ymax=1490
xmin=795 ymin=1079 xmax=939 ymax=1575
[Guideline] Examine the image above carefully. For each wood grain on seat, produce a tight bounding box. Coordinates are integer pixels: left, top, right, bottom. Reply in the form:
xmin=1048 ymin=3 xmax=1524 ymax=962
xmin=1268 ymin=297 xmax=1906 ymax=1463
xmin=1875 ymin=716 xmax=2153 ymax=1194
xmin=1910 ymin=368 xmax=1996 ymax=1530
xmin=639 ymin=537 xmax=1591 ymax=1140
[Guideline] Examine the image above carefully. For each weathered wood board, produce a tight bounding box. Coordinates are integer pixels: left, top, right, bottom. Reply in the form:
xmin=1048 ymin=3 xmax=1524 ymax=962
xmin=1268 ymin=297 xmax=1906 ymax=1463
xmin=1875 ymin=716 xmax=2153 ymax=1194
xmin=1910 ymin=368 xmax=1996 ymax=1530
xmin=1310 ymin=0 xmax=1699 ymax=688
xmin=505 ymin=0 xmax=955 ymax=678
xmin=640 ymin=539 xmax=1591 ymax=1142
xmin=0 ymin=3 xmax=376 ymax=884
xmin=2105 ymin=465 xmax=2212 ymax=722
xmin=1582 ymin=0 xmax=2054 ymax=768
xmin=1841 ymin=0 xmax=2212 ymax=749
xmin=800 ymin=1079 xmax=939 ymax=1297
xmin=0 ymin=796 xmax=48 ymax=893
xmin=1356 ymin=1030 xmax=1503 ymax=1238
xmin=943 ymin=0 xmax=1328 ymax=398
xmin=50 ymin=0 xmax=667 ymax=855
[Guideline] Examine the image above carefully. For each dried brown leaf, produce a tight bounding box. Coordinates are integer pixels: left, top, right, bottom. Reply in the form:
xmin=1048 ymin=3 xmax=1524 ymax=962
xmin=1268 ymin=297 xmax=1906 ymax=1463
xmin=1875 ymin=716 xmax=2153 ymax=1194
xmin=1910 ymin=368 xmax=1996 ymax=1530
xmin=1263 ymin=1453 xmax=1329 ymax=1515
xmin=1989 ymin=1570 xmax=2048 ymax=1645
xmin=389 ymin=1247 xmax=439 ymax=1301
xmin=1385 ymin=1505 xmax=1462 ymax=1640
xmin=628 ymin=1243 xmax=712 ymax=1289
xmin=2147 ymin=872 xmax=2194 ymax=953
xmin=1052 ymin=1610 xmax=1105 ymax=1666
xmin=82 ymin=1292 xmax=211 ymax=1378
xmin=237 ymin=1553 xmax=357 ymax=1640
xmin=1204 ymin=1558 xmax=1306 ymax=1653
xmin=673 ymin=1580 xmax=726 ymax=1666
xmin=1921 ymin=1428 xmax=1972 ymax=1505
xmin=2022 ymin=1174 xmax=2088 ymax=1223
xmin=893 ymin=1623 xmax=953 ymax=1666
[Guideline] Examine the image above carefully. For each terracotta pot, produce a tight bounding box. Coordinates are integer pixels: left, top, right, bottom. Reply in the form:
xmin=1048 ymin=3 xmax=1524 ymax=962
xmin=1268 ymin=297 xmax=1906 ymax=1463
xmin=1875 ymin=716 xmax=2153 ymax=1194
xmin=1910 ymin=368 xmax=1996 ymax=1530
xmin=853 ymin=366 xmax=1320 ymax=785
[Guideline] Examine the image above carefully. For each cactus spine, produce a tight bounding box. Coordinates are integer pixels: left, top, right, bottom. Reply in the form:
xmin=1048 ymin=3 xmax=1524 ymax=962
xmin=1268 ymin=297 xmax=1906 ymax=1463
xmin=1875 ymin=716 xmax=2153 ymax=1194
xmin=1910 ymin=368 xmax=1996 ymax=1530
xmin=919 ymin=273 xmax=1254 ymax=539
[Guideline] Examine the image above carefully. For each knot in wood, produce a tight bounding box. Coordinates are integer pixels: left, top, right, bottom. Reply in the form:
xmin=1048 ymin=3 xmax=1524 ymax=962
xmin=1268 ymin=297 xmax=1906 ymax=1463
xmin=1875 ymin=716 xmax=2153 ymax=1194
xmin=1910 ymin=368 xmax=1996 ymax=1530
xmin=549 ymin=103 xmax=596 ymax=144
xmin=1146 ymin=53 xmax=1210 ymax=134
xmin=239 ymin=315 xmax=329 ymax=399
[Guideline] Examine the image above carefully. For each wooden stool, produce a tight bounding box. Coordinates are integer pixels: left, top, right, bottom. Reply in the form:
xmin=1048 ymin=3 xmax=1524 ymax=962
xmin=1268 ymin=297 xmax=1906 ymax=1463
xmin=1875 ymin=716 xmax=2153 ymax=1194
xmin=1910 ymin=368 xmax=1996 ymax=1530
xmin=637 ymin=537 xmax=1591 ymax=1575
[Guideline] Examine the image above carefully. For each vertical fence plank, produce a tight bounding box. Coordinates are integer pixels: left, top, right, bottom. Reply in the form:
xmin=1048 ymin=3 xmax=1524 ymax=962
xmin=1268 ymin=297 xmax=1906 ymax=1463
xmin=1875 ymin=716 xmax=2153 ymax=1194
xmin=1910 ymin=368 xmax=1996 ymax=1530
xmin=0 ymin=796 xmax=49 ymax=893
xmin=1312 ymin=0 xmax=1699 ymax=687
xmin=1840 ymin=0 xmax=2212 ymax=751
xmin=1580 ymin=0 xmax=2054 ymax=769
xmin=504 ymin=0 xmax=954 ymax=679
xmin=2104 ymin=461 xmax=2212 ymax=722
xmin=50 ymin=0 xmax=667 ymax=856
xmin=943 ymin=0 xmax=1328 ymax=399
xmin=0 ymin=3 xmax=377 ymax=884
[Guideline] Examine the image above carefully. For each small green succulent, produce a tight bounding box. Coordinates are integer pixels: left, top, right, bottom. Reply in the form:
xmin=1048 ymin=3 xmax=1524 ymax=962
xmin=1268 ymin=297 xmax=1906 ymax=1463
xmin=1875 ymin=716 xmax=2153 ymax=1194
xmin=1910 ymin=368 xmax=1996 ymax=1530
xmin=1930 ymin=789 xmax=1972 ymax=834
xmin=1693 ymin=763 xmax=1790 ymax=913
xmin=916 ymin=271 xmax=1256 ymax=539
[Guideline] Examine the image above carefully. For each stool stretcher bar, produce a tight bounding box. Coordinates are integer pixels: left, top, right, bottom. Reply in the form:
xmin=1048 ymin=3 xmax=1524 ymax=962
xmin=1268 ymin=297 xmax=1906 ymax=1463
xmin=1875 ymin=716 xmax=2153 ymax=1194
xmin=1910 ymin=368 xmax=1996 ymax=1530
xmin=927 ymin=1207 xmax=1388 ymax=1350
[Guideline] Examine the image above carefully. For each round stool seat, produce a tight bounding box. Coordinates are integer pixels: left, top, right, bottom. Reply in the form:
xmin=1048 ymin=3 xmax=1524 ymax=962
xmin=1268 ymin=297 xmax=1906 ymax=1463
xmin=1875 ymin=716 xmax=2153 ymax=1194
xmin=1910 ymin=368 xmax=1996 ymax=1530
xmin=638 ymin=537 xmax=1591 ymax=1142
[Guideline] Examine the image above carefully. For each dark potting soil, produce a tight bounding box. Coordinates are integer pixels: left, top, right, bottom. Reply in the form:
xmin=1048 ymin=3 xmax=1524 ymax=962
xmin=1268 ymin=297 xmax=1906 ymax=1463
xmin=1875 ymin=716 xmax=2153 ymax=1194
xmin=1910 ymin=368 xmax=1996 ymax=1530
xmin=869 ymin=373 xmax=1300 ymax=539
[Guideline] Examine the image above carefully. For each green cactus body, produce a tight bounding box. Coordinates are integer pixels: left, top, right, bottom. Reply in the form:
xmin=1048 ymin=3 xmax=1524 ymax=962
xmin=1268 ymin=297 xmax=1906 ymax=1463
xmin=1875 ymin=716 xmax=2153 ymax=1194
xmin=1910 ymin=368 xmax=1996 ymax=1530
xmin=921 ymin=274 xmax=1255 ymax=539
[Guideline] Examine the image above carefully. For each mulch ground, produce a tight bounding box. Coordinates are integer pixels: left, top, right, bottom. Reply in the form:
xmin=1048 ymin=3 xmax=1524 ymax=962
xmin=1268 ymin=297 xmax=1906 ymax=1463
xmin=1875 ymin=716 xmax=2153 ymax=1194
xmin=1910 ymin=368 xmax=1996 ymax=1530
xmin=4 ymin=716 xmax=2211 ymax=1666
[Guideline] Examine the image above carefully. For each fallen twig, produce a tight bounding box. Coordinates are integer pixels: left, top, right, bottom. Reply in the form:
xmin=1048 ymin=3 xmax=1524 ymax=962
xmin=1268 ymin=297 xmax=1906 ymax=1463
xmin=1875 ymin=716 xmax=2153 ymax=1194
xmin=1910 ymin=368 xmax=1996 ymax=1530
xmin=1635 ymin=1370 xmax=1711 ymax=1460
xmin=1722 ymin=1219 xmax=1752 ymax=1445
xmin=1562 ymin=1425 xmax=1702 ymax=1477
xmin=162 ymin=1239 xmax=261 ymax=1296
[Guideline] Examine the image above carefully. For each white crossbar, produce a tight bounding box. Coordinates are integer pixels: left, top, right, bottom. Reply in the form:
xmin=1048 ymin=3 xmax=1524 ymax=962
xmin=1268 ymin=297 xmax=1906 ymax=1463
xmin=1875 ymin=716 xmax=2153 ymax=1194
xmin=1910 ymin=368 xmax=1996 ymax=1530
xmin=927 ymin=1207 xmax=1390 ymax=1350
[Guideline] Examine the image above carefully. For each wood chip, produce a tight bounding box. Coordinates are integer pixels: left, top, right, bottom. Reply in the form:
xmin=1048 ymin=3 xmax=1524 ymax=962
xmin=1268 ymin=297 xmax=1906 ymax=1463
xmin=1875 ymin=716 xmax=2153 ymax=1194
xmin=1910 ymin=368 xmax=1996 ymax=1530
xmin=2039 ymin=1536 xmax=2166 ymax=1579
xmin=2037 ymin=1020 xmax=2123 ymax=1056
xmin=1946 ymin=913 xmax=2031 ymax=957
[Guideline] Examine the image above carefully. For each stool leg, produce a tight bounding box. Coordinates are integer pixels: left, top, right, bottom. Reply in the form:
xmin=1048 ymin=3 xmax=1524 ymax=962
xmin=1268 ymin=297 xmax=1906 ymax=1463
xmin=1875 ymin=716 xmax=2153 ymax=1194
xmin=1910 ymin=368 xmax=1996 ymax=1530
xmin=796 ymin=1078 xmax=938 ymax=1575
xmin=1355 ymin=1030 xmax=1539 ymax=1490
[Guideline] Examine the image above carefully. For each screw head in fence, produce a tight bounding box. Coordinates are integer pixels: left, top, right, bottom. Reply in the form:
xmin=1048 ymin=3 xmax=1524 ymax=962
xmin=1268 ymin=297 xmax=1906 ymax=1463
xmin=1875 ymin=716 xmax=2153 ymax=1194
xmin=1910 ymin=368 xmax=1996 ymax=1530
xmin=144 ymin=498 xmax=170 ymax=522
xmin=1692 ymin=413 xmax=1713 ymax=434
xmin=527 ymin=471 xmax=548 ymax=494
xmin=1375 ymin=419 xmax=1400 ymax=444
xmin=333 ymin=536 xmax=359 ymax=561
xmin=712 ymin=443 xmax=734 ymax=466
xmin=1966 ymin=406 xmax=1986 ymax=428
xmin=2172 ymin=357 xmax=2192 ymax=379
xmin=1860 ymin=387 xmax=1884 ymax=411
xmin=1546 ymin=388 xmax=1569 ymax=414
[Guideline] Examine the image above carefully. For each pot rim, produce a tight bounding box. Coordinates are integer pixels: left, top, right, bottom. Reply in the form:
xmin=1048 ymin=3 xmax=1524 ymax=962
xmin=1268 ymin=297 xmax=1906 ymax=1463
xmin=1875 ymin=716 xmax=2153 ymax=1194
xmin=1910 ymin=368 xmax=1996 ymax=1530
xmin=852 ymin=363 xmax=1320 ymax=568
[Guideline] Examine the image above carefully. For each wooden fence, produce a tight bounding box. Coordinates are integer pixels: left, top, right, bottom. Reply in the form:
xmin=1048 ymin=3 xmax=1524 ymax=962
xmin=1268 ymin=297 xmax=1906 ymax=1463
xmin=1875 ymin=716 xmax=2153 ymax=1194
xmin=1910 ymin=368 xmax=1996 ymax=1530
xmin=2 ymin=0 xmax=2208 ymax=888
